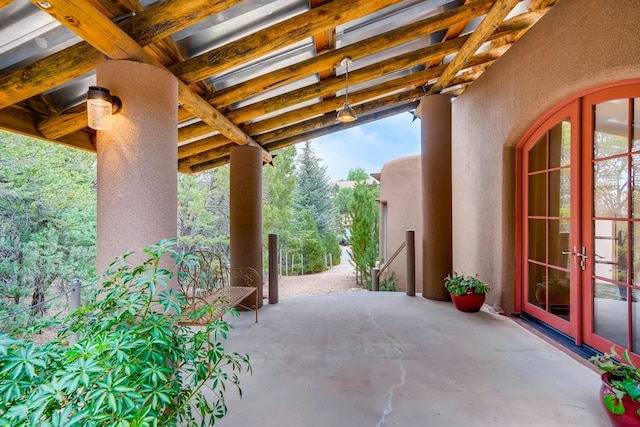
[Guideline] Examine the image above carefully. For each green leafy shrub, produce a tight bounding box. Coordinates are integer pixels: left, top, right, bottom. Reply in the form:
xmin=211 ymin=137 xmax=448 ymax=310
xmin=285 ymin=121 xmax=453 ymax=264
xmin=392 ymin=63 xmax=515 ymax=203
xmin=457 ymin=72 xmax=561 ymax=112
xmin=590 ymin=346 xmax=640 ymax=416
xmin=444 ymin=273 xmax=490 ymax=296
xmin=0 ymin=239 xmax=251 ymax=426
xmin=379 ymin=271 xmax=398 ymax=292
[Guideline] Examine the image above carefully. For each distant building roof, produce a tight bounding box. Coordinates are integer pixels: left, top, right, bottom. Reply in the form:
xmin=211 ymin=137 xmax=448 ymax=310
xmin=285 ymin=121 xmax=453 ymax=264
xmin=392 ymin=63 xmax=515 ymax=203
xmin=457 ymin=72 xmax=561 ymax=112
xmin=333 ymin=179 xmax=377 ymax=189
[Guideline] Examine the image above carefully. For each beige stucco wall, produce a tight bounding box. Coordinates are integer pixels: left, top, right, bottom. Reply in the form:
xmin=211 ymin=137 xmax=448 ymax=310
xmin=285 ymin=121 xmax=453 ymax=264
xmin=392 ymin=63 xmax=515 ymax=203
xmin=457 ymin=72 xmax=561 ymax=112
xmin=452 ymin=0 xmax=640 ymax=313
xmin=378 ymin=155 xmax=423 ymax=293
xmin=96 ymin=60 xmax=178 ymax=277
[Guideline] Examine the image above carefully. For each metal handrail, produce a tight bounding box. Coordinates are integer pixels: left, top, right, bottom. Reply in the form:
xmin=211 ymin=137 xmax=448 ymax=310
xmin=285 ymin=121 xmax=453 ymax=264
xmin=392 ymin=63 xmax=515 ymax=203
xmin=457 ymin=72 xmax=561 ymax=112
xmin=377 ymin=241 xmax=406 ymax=278
xmin=0 ymin=279 xmax=86 ymax=323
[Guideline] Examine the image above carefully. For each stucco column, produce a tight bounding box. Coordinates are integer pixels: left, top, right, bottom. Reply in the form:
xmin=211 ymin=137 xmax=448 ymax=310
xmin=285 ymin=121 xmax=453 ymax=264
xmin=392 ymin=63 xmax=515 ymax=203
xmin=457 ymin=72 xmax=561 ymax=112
xmin=421 ymin=94 xmax=452 ymax=300
xmin=230 ymin=145 xmax=264 ymax=308
xmin=96 ymin=60 xmax=178 ymax=277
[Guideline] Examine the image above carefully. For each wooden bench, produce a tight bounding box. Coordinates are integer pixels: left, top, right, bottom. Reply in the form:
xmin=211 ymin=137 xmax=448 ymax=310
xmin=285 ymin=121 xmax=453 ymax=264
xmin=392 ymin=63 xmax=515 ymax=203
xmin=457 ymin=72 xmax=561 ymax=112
xmin=178 ymin=250 xmax=259 ymax=325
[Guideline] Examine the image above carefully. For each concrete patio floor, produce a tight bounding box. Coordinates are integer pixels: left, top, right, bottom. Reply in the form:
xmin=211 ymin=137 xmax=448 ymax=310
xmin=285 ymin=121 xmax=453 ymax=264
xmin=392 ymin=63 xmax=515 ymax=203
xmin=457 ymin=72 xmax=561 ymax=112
xmin=218 ymin=292 xmax=609 ymax=427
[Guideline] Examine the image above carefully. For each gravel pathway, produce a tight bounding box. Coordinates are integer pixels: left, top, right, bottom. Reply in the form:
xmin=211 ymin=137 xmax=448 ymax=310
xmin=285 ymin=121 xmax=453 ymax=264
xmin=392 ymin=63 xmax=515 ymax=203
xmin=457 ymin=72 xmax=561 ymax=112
xmin=265 ymin=246 xmax=367 ymax=299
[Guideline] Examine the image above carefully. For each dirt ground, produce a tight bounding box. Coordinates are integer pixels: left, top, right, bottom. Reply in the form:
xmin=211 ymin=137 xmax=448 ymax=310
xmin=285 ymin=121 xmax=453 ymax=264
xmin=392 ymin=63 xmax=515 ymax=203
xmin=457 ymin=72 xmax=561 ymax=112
xmin=265 ymin=246 xmax=367 ymax=299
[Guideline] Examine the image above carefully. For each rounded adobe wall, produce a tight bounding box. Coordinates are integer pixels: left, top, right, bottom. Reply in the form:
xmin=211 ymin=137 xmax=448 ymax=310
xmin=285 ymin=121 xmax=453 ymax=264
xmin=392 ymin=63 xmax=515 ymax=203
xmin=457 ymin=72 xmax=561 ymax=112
xmin=451 ymin=0 xmax=640 ymax=313
xmin=379 ymin=154 xmax=422 ymax=293
xmin=96 ymin=60 xmax=178 ymax=277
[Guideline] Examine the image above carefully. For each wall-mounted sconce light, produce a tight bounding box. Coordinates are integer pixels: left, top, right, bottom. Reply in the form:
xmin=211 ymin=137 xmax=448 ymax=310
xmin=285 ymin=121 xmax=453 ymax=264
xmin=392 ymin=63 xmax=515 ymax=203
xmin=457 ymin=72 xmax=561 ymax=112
xmin=87 ymin=86 xmax=122 ymax=130
xmin=336 ymin=57 xmax=357 ymax=123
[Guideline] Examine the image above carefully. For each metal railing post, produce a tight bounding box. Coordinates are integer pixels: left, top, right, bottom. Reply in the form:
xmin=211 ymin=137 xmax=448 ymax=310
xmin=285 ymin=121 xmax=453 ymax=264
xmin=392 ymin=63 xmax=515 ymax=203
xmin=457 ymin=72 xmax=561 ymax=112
xmin=70 ymin=278 xmax=82 ymax=345
xmin=406 ymin=230 xmax=415 ymax=296
xmin=268 ymin=234 xmax=278 ymax=304
xmin=372 ymin=267 xmax=380 ymax=291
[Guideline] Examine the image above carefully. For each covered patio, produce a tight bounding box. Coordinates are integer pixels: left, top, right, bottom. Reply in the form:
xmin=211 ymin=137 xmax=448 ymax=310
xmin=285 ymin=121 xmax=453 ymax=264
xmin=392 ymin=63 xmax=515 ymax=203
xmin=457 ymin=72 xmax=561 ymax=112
xmin=3 ymin=0 xmax=640 ymax=422
xmin=221 ymin=292 xmax=607 ymax=426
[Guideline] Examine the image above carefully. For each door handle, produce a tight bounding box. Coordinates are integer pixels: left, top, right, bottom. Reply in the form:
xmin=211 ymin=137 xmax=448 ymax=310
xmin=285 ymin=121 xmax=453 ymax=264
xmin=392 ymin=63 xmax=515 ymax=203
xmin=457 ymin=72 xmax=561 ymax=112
xmin=562 ymin=246 xmax=587 ymax=270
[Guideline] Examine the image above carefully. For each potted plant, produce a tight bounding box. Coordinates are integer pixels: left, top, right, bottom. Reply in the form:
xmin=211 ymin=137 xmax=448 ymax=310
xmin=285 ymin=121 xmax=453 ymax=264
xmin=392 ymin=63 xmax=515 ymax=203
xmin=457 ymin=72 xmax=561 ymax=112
xmin=535 ymin=277 xmax=570 ymax=305
xmin=444 ymin=273 xmax=490 ymax=313
xmin=590 ymin=347 xmax=640 ymax=426
xmin=0 ymin=239 xmax=252 ymax=426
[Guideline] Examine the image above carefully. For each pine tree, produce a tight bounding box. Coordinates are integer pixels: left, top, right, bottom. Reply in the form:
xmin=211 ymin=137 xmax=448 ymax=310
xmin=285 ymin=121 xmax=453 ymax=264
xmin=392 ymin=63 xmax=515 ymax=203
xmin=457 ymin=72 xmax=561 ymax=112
xmin=177 ymin=167 xmax=231 ymax=259
xmin=0 ymin=131 xmax=96 ymax=329
xmin=296 ymin=141 xmax=337 ymax=237
xmin=292 ymin=141 xmax=342 ymax=273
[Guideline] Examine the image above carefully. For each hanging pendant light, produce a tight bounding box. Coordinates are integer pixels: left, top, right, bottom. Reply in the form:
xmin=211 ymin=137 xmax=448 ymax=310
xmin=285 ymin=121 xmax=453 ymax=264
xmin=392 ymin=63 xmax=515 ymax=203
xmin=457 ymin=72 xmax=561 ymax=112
xmin=337 ymin=57 xmax=357 ymax=123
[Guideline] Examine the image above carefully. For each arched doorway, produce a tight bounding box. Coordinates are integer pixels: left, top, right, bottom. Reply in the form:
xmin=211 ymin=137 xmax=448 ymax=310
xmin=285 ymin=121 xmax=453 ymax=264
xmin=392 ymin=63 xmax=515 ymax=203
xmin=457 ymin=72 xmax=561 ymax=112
xmin=519 ymin=81 xmax=640 ymax=356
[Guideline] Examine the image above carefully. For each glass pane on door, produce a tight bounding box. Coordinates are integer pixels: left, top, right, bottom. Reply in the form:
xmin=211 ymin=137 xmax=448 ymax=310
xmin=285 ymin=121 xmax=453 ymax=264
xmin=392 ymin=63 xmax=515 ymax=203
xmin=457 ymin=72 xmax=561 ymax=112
xmin=591 ymin=98 xmax=640 ymax=351
xmin=525 ymin=118 xmax=572 ymax=323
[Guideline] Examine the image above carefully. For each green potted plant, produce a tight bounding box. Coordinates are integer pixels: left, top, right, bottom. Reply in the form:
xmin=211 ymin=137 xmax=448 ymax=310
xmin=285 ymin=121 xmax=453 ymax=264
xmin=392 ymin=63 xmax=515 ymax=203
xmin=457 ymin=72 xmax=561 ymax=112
xmin=0 ymin=239 xmax=251 ymax=426
xmin=535 ymin=277 xmax=570 ymax=305
xmin=590 ymin=346 xmax=640 ymax=426
xmin=444 ymin=273 xmax=490 ymax=313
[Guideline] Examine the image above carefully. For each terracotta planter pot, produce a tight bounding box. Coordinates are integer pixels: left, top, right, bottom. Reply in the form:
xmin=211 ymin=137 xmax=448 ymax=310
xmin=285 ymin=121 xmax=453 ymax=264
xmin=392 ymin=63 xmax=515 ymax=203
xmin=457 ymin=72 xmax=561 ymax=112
xmin=449 ymin=291 xmax=486 ymax=313
xmin=600 ymin=373 xmax=640 ymax=426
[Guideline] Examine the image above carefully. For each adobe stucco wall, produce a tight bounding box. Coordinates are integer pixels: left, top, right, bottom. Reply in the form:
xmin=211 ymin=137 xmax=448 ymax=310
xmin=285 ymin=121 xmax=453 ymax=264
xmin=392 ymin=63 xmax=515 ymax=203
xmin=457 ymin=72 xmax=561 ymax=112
xmin=96 ymin=61 xmax=178 ymax=277
xmin=452 ymin=0 xmax=640 ymax=313
xmin=378 ymin=155 xmax=423 ymax=293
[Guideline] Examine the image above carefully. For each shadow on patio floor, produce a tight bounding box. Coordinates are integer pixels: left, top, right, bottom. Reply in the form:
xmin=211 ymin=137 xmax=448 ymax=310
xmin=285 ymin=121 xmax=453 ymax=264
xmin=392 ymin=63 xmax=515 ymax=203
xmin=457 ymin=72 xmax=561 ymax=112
xmin=217 ymin=292 xmax=608 ymax=427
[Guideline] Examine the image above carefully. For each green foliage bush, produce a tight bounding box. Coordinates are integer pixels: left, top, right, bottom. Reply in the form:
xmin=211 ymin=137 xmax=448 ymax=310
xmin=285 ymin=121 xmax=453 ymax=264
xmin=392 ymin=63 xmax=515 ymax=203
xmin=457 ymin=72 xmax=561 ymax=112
xmin=0 ymin=131 xmax=97 ymax=333
xmin=323 ymin=233 xmax=342 ymax=267
xmin=0 ymin=239 xmax=251 ymax=427
xmin=348 ymin=181 xmax=379 ymax=286
xmin=380 ymin=271 xmax=398 ymax=292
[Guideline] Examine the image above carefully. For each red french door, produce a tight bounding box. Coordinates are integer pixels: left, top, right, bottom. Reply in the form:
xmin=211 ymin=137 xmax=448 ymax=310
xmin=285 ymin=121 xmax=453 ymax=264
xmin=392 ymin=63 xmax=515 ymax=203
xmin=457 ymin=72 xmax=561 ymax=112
xmin=522 ymin=102 xmax=581 ymax=338
xmin=582 ymin=84 xmax=640 ymax=354
xmin=521 ymin=81 xmax=640 ymax=357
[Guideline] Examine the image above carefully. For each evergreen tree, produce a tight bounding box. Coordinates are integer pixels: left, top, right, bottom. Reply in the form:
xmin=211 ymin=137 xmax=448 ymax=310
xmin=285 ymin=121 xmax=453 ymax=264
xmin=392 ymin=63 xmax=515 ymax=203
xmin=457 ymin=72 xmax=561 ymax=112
xmin=294 ymin=141 xmax=341 ymax=273
xmin=348 ymin=181 xmax=379 ymax=287
xmin=0 ymin=131 xmax=96 ymax=329
xmin=263 ymin=146 xmax=298 ymax=255
xmin=177 ymin=167 xmax=230 ymax=258
xmin=296 ymin=141 xmax=337 ymax=237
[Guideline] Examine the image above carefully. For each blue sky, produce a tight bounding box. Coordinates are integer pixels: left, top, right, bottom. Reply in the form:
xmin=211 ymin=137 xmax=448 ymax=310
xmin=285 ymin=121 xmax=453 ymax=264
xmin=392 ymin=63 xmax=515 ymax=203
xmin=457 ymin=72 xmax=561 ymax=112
xmin=309 ymin=112 xmax=422 ymax=182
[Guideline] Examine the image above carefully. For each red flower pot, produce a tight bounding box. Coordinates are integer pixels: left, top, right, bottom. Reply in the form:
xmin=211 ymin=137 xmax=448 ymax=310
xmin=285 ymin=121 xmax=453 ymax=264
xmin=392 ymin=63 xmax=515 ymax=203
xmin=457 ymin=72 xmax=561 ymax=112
xmin=450 ymin=291 xmax=485 ymax=313
xmin=600 ymin=373 xmax=640 ymax=426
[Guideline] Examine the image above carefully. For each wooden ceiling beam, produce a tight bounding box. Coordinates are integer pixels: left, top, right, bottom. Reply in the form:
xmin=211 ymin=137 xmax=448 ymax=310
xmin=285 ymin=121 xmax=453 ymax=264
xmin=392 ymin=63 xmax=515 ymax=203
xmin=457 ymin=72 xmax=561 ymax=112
xmin=261 ymin=103 xmax=419 ymax=154
xmin=225 ymin=37 xmax=466 ymax=123
xmin=179 ymin=134 xmax=229 ymax=159
xmin=425 ymin=0 xmax=476 ymax=69
xmin=225 ymin=12 xmax=532 ymax=125
xmin=181 ymin=100 xmax=421 ymax=170
xmin=35 ymin=0 xmax=527 ymax=143
xmin=185 ymin=101 xmax=420 ymax=171
xmin=178 ymin=46 xmax=507 ymax=164
xmin=30 ymin=0 xmax=270 ymax=162
xmin=205 ymin=0 xmax=494 ymax=110
xmin=253 ymin=91 xmax=426 ymax=146
xmin=529 ymin=0 xmax=559 ymax=10
xmin=177 ymin=14 xmax=532 ymax=144
xmin=428 ymin=0 xmax=520 ymax=95
xmin=37 ymin=105 xmax=88 ymax=140
xmin=169 ymin=0 xmax=406 ymax=85
xmin=180 ymin=156 xmax=230 ymax=174
xmin=175 ymin=36 xmax=464 ymax=143
xmin=178 ymin=48 xmax=503 ymax=165
xmin=0 ymin=106 xmax=95 ymax=151
xmin=0 ymin=0 xmax=243 ymax=110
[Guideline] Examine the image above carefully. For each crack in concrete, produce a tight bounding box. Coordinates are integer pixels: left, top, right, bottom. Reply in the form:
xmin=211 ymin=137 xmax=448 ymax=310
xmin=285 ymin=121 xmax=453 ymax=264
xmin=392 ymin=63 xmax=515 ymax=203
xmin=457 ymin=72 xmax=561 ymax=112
xmin=363 ymin=302 xmax=407 ymax=427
